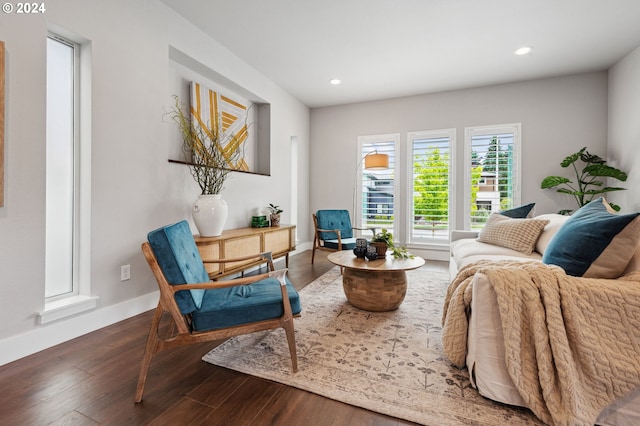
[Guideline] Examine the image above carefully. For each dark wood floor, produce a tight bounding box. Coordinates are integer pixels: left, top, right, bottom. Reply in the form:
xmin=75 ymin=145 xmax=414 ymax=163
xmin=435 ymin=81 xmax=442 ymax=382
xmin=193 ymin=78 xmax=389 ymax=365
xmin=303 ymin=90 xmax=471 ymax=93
xmin=0 ymin=250 xmax=447 ymax=426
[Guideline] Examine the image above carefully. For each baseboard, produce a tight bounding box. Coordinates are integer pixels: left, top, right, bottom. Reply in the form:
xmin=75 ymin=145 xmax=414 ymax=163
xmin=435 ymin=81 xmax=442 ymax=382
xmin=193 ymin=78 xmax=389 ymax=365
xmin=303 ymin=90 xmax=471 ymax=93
xmin=292 ymin=241 xmax=312 ymax=254
xmin=410 ymin=247 xmax=450 ymax=262
xmin=0 ymin=290 xmax=159 ymax=367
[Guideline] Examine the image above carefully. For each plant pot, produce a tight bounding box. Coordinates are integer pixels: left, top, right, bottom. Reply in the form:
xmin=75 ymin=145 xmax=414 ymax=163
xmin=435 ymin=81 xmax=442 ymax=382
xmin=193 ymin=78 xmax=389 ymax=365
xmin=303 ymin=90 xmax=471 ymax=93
xmin=192 ymin=194 xmax=228 ymax=237
xmin=270 ymin=214 xmax=281 ymax=227
xmin=370 ymin=242 xmax=388 ymax=257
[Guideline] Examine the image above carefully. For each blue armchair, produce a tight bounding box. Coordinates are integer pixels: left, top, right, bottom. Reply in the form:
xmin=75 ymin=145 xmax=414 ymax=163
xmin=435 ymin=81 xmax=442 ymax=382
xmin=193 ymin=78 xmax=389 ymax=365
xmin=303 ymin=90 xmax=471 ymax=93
xmin=135 ymin=220 xmax=301 ymax=403
xmin=312 ymin=209 xmax=375 ymax=263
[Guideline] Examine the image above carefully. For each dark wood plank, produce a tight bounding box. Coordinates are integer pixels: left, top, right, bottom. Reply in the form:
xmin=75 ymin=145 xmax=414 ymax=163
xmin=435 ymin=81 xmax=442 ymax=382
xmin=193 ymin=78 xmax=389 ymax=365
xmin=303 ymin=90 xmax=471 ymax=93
xmin=0 ymin=250 xmax=445 ymax=425
xmin=146 ymin=398 xmax=215 ymax=426
xmin=47 ymin=410 xmax=99 ymax=426
xmin=198 ymin=376 xmax=287 ymax=424
xmin=255 ymin=384 xmax=411 ymax=426
xmin=183 ymin=367 xmax=250 ymax=408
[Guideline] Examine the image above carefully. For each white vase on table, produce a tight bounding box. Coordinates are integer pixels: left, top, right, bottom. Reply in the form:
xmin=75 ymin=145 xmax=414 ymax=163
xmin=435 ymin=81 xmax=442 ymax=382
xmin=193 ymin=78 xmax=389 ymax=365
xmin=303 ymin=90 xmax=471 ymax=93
xmin=192 ymin=194 xmax=228 ymax=237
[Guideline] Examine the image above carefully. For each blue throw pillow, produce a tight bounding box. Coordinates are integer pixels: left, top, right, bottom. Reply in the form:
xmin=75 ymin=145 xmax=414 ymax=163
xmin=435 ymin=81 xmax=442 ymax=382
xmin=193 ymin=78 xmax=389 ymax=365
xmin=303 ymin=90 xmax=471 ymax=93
xmin=500 ymin=203 xmax=535 ymax=218
xmin=542 ymin=198 xmax=640 ymax=278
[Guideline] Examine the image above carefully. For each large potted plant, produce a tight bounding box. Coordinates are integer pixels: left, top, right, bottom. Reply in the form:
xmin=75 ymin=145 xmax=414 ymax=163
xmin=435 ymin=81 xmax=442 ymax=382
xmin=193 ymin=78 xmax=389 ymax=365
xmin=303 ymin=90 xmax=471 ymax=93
xmin=540 ymin=147 xmax=628 ymax=215
xmin=169 ymin=96 xmax=243 ymax=236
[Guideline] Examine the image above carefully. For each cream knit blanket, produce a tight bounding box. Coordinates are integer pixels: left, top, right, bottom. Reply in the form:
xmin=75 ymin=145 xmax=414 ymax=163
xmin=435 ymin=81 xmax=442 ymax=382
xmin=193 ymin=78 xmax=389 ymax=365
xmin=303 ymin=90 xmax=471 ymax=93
xmin=442 ymin=260 xmax=640 ymax=426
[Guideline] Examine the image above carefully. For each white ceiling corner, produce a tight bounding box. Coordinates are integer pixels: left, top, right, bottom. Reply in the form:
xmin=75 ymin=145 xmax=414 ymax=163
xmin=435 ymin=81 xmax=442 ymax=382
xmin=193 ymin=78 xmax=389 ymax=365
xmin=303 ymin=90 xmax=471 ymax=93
xmin=160 ymin=0 xmax=640 ymax=108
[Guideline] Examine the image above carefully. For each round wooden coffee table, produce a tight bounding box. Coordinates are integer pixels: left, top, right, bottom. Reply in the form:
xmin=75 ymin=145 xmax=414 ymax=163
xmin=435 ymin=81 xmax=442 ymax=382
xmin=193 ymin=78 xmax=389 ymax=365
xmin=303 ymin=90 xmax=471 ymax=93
xmin=327 ymin=250 xmax=425 ymax=312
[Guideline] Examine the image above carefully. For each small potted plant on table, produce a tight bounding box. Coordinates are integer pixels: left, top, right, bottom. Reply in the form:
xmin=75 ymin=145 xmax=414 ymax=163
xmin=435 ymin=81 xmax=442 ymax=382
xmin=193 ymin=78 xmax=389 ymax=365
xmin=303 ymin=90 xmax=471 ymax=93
xmin=268 ymin=204 xmax=283 ymax=226
xmin=371 ymin=228 xmax=393 ymax=257
xmin=371 ymin=228 xmax=415 ymax=259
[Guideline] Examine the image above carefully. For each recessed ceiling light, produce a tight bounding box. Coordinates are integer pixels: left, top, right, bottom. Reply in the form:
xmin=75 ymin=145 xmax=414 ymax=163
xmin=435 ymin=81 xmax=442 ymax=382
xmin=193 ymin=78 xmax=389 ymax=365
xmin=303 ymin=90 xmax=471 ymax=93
xmin=329 ymin=78 xmax=341 ymax=85
xmin=514 ymin=46 xmax=533 ymax=56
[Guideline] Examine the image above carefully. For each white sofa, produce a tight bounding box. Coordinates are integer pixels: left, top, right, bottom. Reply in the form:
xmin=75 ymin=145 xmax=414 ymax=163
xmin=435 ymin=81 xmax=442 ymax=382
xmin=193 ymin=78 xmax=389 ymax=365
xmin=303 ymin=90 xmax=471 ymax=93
xmin=449 ymin=213 xmax=569 ymax=280
xmin=449 ymin=213 xmax=640 ymax=426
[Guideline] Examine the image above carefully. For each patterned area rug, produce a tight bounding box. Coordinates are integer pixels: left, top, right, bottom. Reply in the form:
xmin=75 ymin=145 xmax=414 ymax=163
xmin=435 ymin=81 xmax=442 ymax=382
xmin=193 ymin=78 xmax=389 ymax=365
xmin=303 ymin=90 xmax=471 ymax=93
xmin=202 ymin=267 xmax=543 ymax=425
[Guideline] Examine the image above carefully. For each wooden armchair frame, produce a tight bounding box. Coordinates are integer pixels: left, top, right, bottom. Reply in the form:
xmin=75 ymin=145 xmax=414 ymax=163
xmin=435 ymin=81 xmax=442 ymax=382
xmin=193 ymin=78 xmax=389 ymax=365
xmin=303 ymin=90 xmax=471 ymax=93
xmin=135 ymin=243 xmax=299 ymax=403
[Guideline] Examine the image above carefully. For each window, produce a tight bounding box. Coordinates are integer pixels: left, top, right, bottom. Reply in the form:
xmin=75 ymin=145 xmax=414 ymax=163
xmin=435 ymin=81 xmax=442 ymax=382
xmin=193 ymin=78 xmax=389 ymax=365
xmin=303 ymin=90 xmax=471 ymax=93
xmin=42 ymin=32 xmax=95 ymax=322
xmin=356 ymin=134 xmax=398 ymax=239
xmin=355 ymin=125 xmax=520 ymax=253
xmin=407 ymin=129 xmax=456 ymax=243
xmin=46 ymin=35 xmax=77 ymax=299
xmin=464 ymin=124 xmax=521 ymax=230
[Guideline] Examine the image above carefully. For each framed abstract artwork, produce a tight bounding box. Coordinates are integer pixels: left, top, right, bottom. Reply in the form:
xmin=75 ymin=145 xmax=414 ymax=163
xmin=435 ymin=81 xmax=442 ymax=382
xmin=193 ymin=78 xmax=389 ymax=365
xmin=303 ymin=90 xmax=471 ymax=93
xmin=189 ymin=81 xmax=254 ymax=172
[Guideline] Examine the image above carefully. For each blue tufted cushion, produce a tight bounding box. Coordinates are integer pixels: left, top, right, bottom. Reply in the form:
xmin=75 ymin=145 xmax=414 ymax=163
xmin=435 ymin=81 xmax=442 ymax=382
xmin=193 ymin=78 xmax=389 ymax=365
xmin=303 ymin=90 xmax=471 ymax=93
xmin=500 ymin=202 xmax=535 ymax=218
xmin=542 ymin=198 xmax=640 ymax=278
xmin=323 ymin=238 xmax=357 ymax=250
xmin=147 ymin=220 xmax=208 ymax=314
xmin=191 ymin=276 xmax=301 ymax=331
xmin=316 ymin=210 xmax=353 ymax=241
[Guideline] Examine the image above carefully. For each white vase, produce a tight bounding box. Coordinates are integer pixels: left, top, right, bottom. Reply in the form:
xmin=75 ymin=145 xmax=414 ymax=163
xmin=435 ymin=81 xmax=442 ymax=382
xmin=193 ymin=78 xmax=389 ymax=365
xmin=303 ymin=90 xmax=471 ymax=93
xmin=192 ymin=194 xmax=228 ymax=237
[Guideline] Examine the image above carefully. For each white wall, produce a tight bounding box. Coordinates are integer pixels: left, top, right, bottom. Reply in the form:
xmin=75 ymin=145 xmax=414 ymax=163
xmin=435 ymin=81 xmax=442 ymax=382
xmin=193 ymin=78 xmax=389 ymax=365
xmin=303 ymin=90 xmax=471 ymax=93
xmin=608 ymin=45 xmax=640 ymax=213
xmin=309 ymin=72 xmax=609 ymax=250
xmin=0 ymin=0 xmax=309 ymax=364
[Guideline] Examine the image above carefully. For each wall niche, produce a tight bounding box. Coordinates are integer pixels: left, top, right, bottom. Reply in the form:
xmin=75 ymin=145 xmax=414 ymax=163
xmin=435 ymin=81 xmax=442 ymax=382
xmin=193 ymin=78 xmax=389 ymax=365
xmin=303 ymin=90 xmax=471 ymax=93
xmin=168 ymin=46 xmax=271 ymax=176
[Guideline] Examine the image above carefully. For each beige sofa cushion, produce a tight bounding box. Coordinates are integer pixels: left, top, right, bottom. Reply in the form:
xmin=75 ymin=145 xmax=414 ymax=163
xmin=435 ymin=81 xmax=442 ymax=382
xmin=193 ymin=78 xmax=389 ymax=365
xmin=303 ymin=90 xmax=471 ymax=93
xmin=477 ymin=214 xmax=550 ymax=254
xmin=450 ymin=238 xmax=542 ymax=271
xmin=534 ymin=213 xmax=570 ymax=255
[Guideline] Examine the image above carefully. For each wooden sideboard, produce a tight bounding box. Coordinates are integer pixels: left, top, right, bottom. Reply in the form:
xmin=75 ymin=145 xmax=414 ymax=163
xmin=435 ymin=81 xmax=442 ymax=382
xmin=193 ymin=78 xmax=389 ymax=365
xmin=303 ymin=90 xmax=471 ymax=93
xmin=194 ymin=224 xmax=296 ymax=279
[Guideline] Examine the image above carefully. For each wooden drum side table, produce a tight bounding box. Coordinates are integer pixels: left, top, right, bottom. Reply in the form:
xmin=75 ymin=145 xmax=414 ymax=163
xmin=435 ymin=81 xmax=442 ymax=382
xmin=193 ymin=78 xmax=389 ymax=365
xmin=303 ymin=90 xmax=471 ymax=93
xmin=327 ymin=250 xmax=425 ymax=312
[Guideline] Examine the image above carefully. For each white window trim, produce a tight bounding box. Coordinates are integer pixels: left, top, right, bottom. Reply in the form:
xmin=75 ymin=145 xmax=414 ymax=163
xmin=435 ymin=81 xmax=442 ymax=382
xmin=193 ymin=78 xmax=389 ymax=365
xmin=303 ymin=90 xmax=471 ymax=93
xmin=40 ymin=29 xmax=94 ymax=323
xmin=463 ymin=123 xmax=521 ymax=230
xmin=355 ymin=133 xmax=400 ymax=239
xmin=40 ymin=295 xmax=99 ymax=324
xmin=405 ymin=128 xmax=456 ymax=246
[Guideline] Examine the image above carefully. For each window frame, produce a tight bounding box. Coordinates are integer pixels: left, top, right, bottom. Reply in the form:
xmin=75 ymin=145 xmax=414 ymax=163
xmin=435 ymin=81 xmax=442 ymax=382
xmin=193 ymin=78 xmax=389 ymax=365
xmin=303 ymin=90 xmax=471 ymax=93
xmin=45 ymin=34 xmax=79 ymax=301
xmin=41 ymin=30 xmax=96 ymax=323
xmin=355 ymin=133 xmax=400 ymax=240
xmin=405 ymin=128 xmax=456 ymax=245
xmin=463 ymin=123 xmax=521 ymax=231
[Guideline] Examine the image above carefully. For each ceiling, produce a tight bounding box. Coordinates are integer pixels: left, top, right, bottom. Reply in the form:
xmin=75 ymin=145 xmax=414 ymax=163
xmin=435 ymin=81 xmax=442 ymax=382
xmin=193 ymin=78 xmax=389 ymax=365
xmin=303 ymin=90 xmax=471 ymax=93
xmin=160 ymin=0 xmax=640 ymax=108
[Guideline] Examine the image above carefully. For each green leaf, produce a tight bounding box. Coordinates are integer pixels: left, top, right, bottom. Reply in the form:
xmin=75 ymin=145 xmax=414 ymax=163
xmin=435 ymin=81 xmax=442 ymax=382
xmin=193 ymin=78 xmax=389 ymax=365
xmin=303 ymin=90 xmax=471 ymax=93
xmin=560 ymin=147 xmax=586 ymax=168
xmin=608 ymin=202 xmax=622 ymax=212
xmin=583 ymin=164 xmax=628 ymax=181
xmin=579 ymin=180 xmax=603 ymax=187
xmin=556 ymin=188 xmax=578 ymax=195
xmin=579 ymin=150 xmax=605 ymax=165
xmin=584 ymin=187 xmax=627 ymax=195
xmin=540 ymin=176 xmax=571 ymax=189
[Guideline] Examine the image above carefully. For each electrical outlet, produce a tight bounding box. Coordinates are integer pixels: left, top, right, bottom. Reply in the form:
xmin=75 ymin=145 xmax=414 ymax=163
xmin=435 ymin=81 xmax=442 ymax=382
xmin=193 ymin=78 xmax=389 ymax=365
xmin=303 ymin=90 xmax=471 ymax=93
xmin=121 ymin=264 xmax=131 ymax=281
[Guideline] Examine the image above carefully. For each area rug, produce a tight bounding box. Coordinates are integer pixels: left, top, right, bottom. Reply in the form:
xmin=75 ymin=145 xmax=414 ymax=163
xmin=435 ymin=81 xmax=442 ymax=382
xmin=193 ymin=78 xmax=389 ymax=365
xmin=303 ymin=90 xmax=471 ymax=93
xmin=202 ymin=267 xmax=543 ymax=425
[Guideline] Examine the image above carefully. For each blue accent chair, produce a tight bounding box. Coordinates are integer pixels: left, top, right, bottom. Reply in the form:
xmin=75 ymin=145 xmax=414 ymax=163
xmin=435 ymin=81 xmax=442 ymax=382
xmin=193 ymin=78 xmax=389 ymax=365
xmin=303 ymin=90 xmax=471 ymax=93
xmin=135 ymin=220 xmax=301 ymax=403
xmin=312 ymin=210 xmax=375 ymax=263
